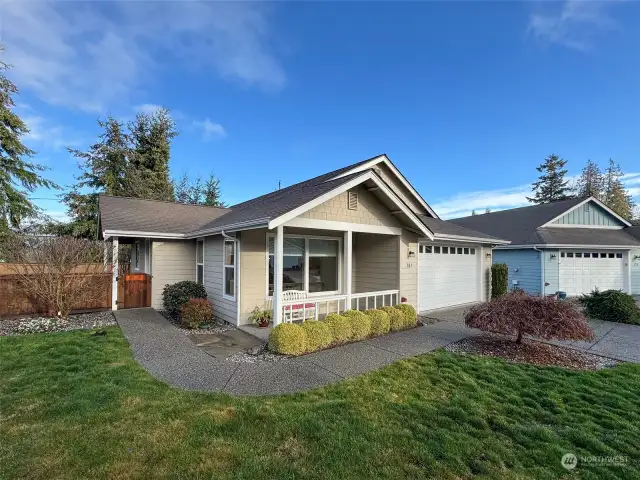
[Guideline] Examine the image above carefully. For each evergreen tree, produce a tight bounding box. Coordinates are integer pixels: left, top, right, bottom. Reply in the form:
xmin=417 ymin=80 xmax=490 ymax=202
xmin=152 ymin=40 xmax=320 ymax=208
xmin=64 ymin=117 xmax=130 ymax=238
xmin=471 ymin=209 xmax=477 ymax=216
xmin=129 ymin=108 xmax=176 ymax=201
xmin=485 ymin=208 xmax=492 ymax=214
xmin=0 ymin=52 xmax=58 ymax=232
xmin=575 ymin=159 xmax=604 ymax=199
xmin=603 ymin=159 xmax=635 ymax=220
xmin=173 ymin=173 xmax=226 ymax=207
xmin=527 ymin=154 xmax=572 ymax=204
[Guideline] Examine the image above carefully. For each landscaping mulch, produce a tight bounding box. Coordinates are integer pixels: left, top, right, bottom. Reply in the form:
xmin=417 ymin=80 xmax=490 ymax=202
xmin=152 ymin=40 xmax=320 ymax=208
xmin=159 ymin=310 xmax=235 ymax=335
xmin=445 ymin=333 xmax=619 ymax=370
xmin=0 ymin=311 xmax=116 ymax=336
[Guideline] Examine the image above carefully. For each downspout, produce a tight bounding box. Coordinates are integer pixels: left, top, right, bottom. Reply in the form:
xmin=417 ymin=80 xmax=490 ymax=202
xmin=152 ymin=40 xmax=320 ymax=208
xmin=221 ymin=231 xmax=241 ymax=326
xmin=533 ymin=247 xmax=545 ymax=296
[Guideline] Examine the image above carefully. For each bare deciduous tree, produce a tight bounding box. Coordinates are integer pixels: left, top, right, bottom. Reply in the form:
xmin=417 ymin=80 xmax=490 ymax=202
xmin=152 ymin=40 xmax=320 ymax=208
xmin=1 ymin=234 xmax=108 ymax=317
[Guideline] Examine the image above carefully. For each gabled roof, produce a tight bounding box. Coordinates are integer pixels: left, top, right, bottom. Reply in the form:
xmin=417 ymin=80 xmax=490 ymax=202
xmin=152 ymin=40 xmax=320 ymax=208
xmin=419 ymin=216 xmax=510 ymax=244
xmin=99 ymin=195 xmax=228 ymax=237
xmin=450 ymin=197 xmax=640 ymax=247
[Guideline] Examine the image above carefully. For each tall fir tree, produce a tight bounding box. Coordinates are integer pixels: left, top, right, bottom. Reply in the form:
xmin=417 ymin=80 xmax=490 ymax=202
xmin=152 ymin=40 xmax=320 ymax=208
xmin=128 ymin=108 xmax=176 ymax=201
xmin=603 ymin=159 xmax=635 ymax=220
xmin=173 ymin=173 xmax=226 ymax=207
xmin=527 ymin=154 xmax=572 ymax=204
xmin=0 ymin=51 xmax=58 ymax=232
xmin=575 ymin=159 xmax=604 ymax=199
xmin=64 ymin=117 xmax=130 ymax=238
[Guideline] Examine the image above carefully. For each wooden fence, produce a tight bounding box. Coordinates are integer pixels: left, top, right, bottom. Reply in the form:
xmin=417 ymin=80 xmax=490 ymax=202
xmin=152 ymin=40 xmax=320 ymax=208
xmin=0 ymin=264 xmax=112 ymax=318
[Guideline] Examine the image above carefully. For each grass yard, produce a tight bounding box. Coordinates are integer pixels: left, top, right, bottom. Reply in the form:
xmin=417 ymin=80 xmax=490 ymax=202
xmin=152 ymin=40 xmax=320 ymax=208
xmin=1 ymin=327 xmax=639 ymax=479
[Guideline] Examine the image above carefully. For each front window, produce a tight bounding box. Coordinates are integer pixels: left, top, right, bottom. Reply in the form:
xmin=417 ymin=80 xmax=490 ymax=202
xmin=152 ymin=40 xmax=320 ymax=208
xmin=224 ymin=240 xmax=236 ymax=298
xmin=268 ymin=235 xmax=340 ymax=296
xmin=196 ymin=239 xmax=204 ymax=285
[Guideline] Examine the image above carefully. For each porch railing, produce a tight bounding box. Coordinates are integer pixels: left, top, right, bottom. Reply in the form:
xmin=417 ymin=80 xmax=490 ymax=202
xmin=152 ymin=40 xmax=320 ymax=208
xmin=280 ymin=289 xmax=400 ymax=323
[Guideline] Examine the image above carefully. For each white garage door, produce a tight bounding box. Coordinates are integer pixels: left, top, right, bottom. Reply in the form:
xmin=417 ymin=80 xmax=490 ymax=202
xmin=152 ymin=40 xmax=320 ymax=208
xmin=559 ymin=251 xmax=625 ymax=296
xmin=418 ymin=244 xmax=480 ymax=312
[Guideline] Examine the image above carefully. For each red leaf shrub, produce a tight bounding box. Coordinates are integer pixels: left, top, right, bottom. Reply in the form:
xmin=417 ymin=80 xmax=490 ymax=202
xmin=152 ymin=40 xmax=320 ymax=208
xmin=465 ymin=292 xmax=594 ymax=344
xmin=180 ymin=298 xmax=214 ymax=329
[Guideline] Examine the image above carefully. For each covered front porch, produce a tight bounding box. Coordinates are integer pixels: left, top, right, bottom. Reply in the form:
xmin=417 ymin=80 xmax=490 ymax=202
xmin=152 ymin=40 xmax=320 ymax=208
xmin=267 ymin=224 xmax=405 ymax=326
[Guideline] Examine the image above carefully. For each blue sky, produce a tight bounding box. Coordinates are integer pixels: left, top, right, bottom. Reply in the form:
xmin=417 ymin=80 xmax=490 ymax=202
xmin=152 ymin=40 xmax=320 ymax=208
xmin=4 ymin=0 xmax=639 ymax=220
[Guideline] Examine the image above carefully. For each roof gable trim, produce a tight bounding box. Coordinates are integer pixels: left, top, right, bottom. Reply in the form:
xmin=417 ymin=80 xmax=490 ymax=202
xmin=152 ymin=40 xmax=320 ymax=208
xmin=540 ymin=197 xmax=632 ymax=228
xmin=268 ymin=171 xmax=435 ymax=239
xmin=328 ymin=154 xmax=440 ymax=219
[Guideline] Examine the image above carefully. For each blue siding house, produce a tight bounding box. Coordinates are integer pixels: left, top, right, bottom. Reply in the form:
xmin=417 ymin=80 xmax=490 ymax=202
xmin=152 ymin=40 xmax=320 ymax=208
xmin=450 ymin=197 xmax=640 ymax=297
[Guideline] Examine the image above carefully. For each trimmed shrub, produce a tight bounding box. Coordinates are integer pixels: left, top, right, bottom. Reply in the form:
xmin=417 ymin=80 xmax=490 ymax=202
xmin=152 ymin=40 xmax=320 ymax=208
xmin=342 ymin=310 xmax=371 ymax=340
xmin=180 ymin=298 xmax=214 ymax=329
xmin=380 ymin=306 xmax=404 ymax=331
xmin=365 ymin=309 xmax=390 ymax=336
xmin=162 ymin=281 xmax=207 ymax=318
xmin=268 ymin=323 xmax=307 ymax=355
xmin=465 ymin=291 xmax=594 ymax=343
xmin=301 ymin=321 xmax=332 ymax=352
xmin=395 ymin=303 xmax=417 ymax=328
xmin=580 ymin=290 xmax=640 ymax=325
xmin=324 ymin=313 xmax=352 ymax=344
xmin=491 ymin=263 xmax=508 ymax=298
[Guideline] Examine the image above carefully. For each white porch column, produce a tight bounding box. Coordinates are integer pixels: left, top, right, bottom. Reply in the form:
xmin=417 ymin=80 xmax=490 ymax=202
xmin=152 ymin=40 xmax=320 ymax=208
xmin=111 ymin=237 xmax=119 ymax=310
xmin=273 ymin=226 xmax=284 ymax=326
xmin=344 ymin=230 xmax=352 ymax=310
xmin=103 ymin=241 xmax=109 ymax=268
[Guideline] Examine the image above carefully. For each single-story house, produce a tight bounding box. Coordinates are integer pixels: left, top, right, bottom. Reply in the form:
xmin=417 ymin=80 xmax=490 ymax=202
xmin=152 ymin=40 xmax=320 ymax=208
xmin=450 ymin=197 xmax=640 ymax=297
xmin=98 ymin=154 xmax=509 ymax=326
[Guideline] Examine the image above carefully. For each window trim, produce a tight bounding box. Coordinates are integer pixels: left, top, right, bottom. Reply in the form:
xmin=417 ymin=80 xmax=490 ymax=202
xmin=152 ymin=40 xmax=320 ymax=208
xmin=223 ymin=239 xmax=236 ymax=300
xmin=266 ymin=233 xmax=342 ymax=300
xmin=196 ymin=238 xmax=205 ymax=286
xmin=134 ymin=241 xmax=140 ymax=271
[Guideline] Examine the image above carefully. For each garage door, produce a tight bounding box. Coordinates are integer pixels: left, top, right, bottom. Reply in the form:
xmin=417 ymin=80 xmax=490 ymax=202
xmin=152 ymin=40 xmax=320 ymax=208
xmin=559 ymin=251 xmax=625 ymax=296
xmin=418 ymin=244 xmax=480 ymax=311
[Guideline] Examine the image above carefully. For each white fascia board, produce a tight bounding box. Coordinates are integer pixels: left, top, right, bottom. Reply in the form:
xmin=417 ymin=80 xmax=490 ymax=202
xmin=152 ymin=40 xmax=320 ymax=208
xmin=495 ymin=244 xmax=636 ymax=250
xmin=269 ymin=171 xmax=435 ymax=239
xmin=329 ymin=154 xmax=440 ymax=219
xmin=540 ymin=196 xmax=632 ymax=228
xmin=432 ymin=233 xmax=511 ymax=245
xmin=285 ymin=217 xmax=402 ymax=235
xmin=187 ymin=218 xmax=270 ymax=238
xmin=544 ymin=224 xmax=624 ymax=230
xmin=103 ymin=230 xmax=186 ymax=240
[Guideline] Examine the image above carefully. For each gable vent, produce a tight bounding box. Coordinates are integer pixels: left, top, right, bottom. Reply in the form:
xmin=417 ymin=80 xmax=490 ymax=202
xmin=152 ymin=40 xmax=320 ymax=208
xmin=348 ymin=191 xmax=358 ymax=210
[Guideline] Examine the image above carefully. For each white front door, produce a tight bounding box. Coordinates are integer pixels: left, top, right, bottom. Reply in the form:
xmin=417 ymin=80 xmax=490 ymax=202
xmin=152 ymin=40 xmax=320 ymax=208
xmin=559 ymin=251 xmax=625 ymax=296
xmin=418 ymin=244 xmax=480 ymax=312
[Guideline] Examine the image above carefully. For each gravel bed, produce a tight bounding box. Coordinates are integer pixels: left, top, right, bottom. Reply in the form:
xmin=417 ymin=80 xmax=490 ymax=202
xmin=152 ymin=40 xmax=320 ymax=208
xmin=159 ymin=310 xmax=236 ymax=335
xmin=0 ymin=311 xmax=116 ymax=336
xmin=445 ymin=333 xmax=619 ymax=370
xmin=226 ymin=344 xmax=287 ymax=363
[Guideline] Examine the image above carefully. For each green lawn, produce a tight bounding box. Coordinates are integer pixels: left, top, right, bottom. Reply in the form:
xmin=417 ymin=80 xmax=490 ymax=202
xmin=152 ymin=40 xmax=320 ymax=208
xmin=1 ymin=327 xmax=639 ymax=479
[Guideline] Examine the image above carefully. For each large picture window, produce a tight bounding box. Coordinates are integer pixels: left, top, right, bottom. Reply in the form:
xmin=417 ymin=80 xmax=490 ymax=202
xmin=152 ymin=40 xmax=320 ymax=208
xmin=223 ymin=240 xmax=236 ymax=299
xmin=268 ymin=235 xmax=340 ymax=296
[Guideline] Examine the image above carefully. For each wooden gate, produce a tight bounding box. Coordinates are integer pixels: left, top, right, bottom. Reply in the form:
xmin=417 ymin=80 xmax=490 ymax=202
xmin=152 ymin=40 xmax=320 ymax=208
xmin=118 ymin=273 xmax=152 ymax=309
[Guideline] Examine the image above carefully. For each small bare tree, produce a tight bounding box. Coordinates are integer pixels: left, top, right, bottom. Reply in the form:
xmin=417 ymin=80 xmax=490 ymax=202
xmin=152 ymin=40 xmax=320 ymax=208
xmin=1 ymin=233 xmax=108 ymax=318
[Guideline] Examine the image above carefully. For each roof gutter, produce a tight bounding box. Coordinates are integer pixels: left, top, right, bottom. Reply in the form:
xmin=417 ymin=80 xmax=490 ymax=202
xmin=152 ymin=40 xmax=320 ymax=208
xmin=187 ymin=218 xmax=270 ymax=238
xmin=495 ymin=244 xmax=638 ymax=250
xmin=103 ymin=230 xmax=186 ymax=240
xmin=433 ymin=233 xmax=511 ymax=245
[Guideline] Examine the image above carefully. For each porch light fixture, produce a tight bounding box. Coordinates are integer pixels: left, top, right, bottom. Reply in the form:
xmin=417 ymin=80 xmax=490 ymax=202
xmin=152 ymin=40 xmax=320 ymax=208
xmin=485 ymin=252 xmax=491 ymax=259
xmin=634 ymin=254 xmax=640 ymax=260
xmin=549 ymin=253 xmax=557 ymax=259
xmin=408 ymin=248 xmax=416 ymax=258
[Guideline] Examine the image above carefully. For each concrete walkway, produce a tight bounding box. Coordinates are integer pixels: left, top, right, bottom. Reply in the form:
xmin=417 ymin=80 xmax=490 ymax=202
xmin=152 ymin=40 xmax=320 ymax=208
xmin=113 ymin=308 xmax=475 ymax=396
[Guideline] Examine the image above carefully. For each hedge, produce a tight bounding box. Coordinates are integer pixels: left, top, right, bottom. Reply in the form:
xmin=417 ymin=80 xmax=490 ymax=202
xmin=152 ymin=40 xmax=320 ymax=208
xmin=380 ymin=306 xmax=404 ymax=331
xmin=162 ymin=281 xmax=207 ymax=318
xmin=179 ymin=298 xmax=213 ymax=329
xmin=301 ymin=321 xmax=332 ymax=351
xmin=580 ymin=289 xmax=640 ymax=325
xmin=268 ymin=324 xmax=307 ymax=355
xmin=365 ymin=309 xmax=390 ymax=336
xmin=395 ymin=303 xmax=417 ymax=328
xmin=342 ymin=310 xmax=371 ymax=340
xmin=491 ymin=263 xmax=509 ymax=298
xmin=324 ymin=313 xmax=352 ymax=344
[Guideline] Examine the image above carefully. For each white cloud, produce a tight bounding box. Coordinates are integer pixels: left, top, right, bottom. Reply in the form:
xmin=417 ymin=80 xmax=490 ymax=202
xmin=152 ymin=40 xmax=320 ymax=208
xmin=1 ymin=1 xmax=286 ymax=112
xmin=23 ymin=114 xmax=82 ymax=151
xmin=135 ymin=104 xmax=163 ymax=114
xmin=192 ymin=118 xmax=227 ymax=141
xmin=527 ymin=0 xmax=623 ymax=51
xmin=435 ymin=173 xmax=640 ymax=219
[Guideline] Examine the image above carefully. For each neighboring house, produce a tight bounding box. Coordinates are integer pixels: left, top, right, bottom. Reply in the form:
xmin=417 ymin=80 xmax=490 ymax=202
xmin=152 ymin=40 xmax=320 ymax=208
xmin=450 ymin=197 xmax=640 ymax=297
xmin=98 ymin=154 xmax=509 ymax=326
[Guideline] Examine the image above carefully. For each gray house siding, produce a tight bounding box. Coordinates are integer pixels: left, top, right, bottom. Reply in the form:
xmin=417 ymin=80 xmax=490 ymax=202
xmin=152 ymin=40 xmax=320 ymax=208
xmin=551 ymin=202 xmax=624 ymax=226
xmin=352 ymin=233 xmax=399 ymax=293
xmin=204 ymin=234 xmax=237 ymax=325
xmin=632 ymin=249 xmax=640 ymax=295
xmin=542 ymin=249 xmax=560 ymax=296
xmin=493 ymin=249 xmax=541 ymax=295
